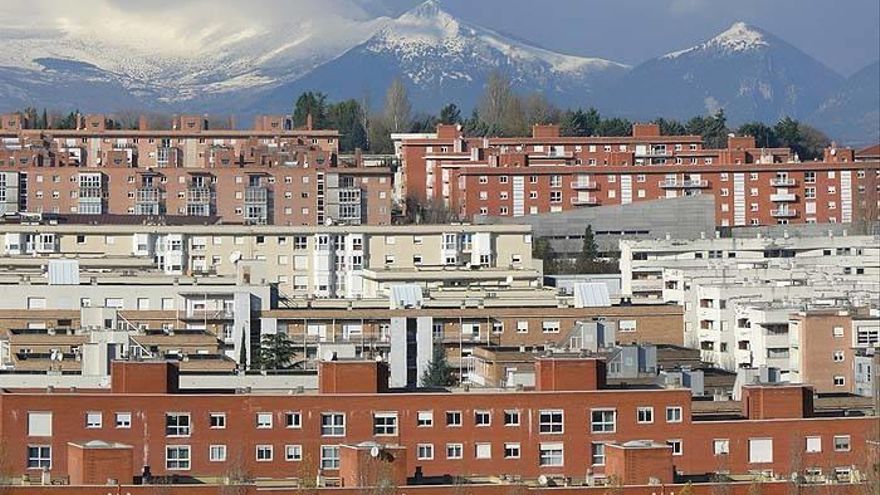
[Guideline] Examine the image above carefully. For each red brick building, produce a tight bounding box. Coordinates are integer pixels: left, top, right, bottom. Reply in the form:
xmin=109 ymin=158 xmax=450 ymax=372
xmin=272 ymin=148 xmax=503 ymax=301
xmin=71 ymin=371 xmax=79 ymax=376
xmin=400 ymin=124 xmax=880 ymax=227
xmin=0 ymin=358 xmax=874 ymax=486
xmin=0 ymin=113 xmax=392 ymax=225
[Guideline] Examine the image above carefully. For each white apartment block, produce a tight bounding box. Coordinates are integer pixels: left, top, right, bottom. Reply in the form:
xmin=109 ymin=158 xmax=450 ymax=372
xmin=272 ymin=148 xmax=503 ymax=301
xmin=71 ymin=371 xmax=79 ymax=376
xmin=619 ymin=233 xmax=880 ymax=372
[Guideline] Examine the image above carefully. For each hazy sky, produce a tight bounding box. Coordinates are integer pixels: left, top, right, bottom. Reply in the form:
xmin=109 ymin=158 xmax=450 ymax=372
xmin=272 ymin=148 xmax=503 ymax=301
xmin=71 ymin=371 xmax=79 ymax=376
xmin=3 ymin=0 xmax=878 ymax=76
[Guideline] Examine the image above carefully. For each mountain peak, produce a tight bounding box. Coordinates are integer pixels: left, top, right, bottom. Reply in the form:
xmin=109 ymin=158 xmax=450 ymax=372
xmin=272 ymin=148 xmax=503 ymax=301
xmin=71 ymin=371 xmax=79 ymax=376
xmin=663 ymin=21 xmax=769 ymax=59
xmin=707 ymin=21 xmax=768 ymax=52
xmin=404 ymin=0 xmax=445 ymax=19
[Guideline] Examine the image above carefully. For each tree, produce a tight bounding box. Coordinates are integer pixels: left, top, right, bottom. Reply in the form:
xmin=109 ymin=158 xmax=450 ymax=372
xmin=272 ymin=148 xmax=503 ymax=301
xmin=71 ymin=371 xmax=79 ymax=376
xmin=687 ymin=109 xmax=729 ymax=148
xmin=524 ymin=92 xmax=560 ymax=126
xmin=653 ymin=117 xmax=687 ymax=136
xmin=439 ymin=103 xmax=462 ymax=125
xmin=421 ymin=344 xmax=454 ymax=387
xmin=384 ymin=78 xmax=412 ymax=133
xmin=238 ymin=331 xmax=248 ymax=369
xmin=293 ymin=92 xmax=328 ymax=129
xmin=478 ymin=70 xmax=513 ymax=134
xmin=409 ymin=113 xmax=439 ymax=133
xmin=531 ymin=237 xmax=559 ymax=275
xmin=402 ymin=194 xmax=458 ymax=224
xmin=368 ymin=114 xmax=394 ymax=154
xmin=737 ymin=121 xmax=777 ymax=148
xmin=257 ymin=333 xmax=296 ymax=370
xmin=327 ymin=99 xmax=368 ymax=152
xmin=560 ymin=107 xmax=601 ymax=137
xmin=596 ymin=116 xmax=633 ymax=137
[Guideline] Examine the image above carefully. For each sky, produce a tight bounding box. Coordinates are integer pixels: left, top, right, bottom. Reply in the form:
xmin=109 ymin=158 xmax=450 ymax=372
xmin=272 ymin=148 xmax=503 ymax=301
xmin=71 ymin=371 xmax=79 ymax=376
xmin=1 ymin=0 xmax=878 ymax=76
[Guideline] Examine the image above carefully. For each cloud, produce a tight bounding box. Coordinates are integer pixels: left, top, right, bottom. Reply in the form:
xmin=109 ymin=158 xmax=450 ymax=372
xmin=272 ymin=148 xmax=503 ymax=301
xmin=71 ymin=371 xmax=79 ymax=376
xmin=0 ymin=0 xmax=384 ymax=55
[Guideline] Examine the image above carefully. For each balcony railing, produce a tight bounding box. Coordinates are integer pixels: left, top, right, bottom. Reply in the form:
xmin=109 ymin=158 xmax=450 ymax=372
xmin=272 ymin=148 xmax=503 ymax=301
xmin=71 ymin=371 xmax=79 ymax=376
xmin=771 ymin=208 xmax=798 ymax=218
xmin=78 ymin=186 xmax=104 ymax=199
xmin=571 ymin=180 xmax=598 ymax=190
xmin=136 ymin=187 xmax=162 ymax=203
xmin=572 ymin=196 xmax=600 ymax=206
xmin=186 ymin=187 xmax=213 ymax=204
xmin=182 ymin=309 xmax=234 ymax=320
xmin=770 ymin=193 xmax=797 ymax=202
xmin=658 ymin=179 xmax=708 ymax=189
xmin=770 ymin=178 xmax=796 ymax=187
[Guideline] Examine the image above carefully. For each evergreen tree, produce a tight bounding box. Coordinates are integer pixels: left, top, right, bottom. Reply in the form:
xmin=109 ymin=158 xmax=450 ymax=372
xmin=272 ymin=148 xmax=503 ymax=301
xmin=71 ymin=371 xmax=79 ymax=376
xmin=737 ymin=121 xmax=777 ymax=148
xmin=575 ymin=226 xmax=600 ymax=273
xmin=409 ymin=113 xmax=439 ymax=133
xmin=257 ymin=333 xmax=296 ymax=370
xmin=653 ymin=117 xmax=687 ymax=136
xmin=292 ymin=92 xmax=328 ymax=129
xmin=327 ymin=99 xmax=367 ymax=152
xmin=238 ymin=332 xmax=248 ymax=370
xmin=596 ymin=116 xmax=633 ymax=137
xmin=40 ymin=109 xmax=49 ymax=129
xmin=438 ymin=103 xmax=462 ymax=125
xmin=421 ymin=344 xmax=454 ymax=387
xmin=531 ymin=237 xmax=558 ymax=275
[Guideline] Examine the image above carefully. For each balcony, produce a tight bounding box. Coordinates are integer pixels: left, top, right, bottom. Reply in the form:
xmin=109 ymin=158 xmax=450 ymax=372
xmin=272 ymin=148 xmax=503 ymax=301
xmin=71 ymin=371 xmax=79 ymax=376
xmin=186 ymin=187 xmax=213 ymax=204
xmin=770 ymin=193 xmax=797 ymax=202
xmin=572 ymin=196 xmax=600 ymax=206
xmin=571 ymin=180 xmax=598 ymax=190
xmin=136 ymin=187 xmax=162 ymax=203
xmin=770 ymin=178 xmax=796 ymax=187
xmin=658 ymin=179 xmax=708 ymax=189
xmin=771 ymin=208 xmax=797 ymax=218
xmin=78 ymin=186 xmax=104 ymax=199
xmin=182 ymin=309 xmax=234 ymax=321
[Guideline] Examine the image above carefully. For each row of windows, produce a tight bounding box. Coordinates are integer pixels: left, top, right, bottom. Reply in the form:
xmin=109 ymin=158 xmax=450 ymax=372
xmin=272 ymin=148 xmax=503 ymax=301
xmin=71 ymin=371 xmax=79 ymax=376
xmin=24 ymin=434 xmax=854 ymax=471
xmin=70 ymin=407 xmax=684 ymax=437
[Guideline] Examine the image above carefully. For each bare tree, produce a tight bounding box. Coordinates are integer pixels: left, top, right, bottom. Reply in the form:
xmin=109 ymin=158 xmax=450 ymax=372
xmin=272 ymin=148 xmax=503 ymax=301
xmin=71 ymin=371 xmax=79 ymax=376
xmin=219 ymin=450 xmax=251 ymax=495
xmin=384 ymin=78 xmax=411 ymax=133
xmin=401 ymin=194 xmax=459 ymax=224
xmin=478 ymin=71 xmax=513 ymax=134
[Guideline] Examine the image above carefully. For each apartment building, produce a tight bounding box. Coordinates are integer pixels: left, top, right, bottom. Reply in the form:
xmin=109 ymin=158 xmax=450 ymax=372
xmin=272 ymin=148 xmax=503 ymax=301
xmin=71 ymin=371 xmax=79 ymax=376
xmin=0 ymin=113 xmax=392 ymax=225
xmin=400 ymin=123 xmax=880 ymax=227
xmin=0 ymin=220 xmax=539 ymax=298
xmin=0 ymin=356 xmax=875 ymax=487
xmin=790 ymin=308 xmax=879 ymax=395
xmin=618 ymin=234 xmax=880 ymax=383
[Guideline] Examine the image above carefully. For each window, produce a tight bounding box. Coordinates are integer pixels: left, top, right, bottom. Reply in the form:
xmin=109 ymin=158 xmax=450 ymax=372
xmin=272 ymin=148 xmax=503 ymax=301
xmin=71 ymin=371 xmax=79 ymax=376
xmin=285 ymin=412 xmax=302 ymax=429
xmin=591 ymin=409 xmax=616 ymax=433
xmin=542 ymin=320 xmax=560 ymax=333
xmin=516 ymin=321 xmax=529 ymax=333
xmin=166 ymin=413 xmax=191 ymax=437
xmin=209 ymin=444 xmax=227 ymax=462
xmin=504 ymin=442 xmax=521 ymax=459
xmin=805 ymin=436 xmax=822 ymax=453
xmin=417 ymin=411 xmax=433 ymax=427
xmin=591 ymin=443 xmax=605 ymax=465
xmin=833 ymin=376 xmax=846 ymax=387
xmin=417 ymin=443 xmax=434 ymax=460
xmin=748 ymin=438 xmax=773 ymax=464
xmin=446 ymin=443 xmax=463 ymax=459
xmin=27 ymin=446 xmax=51 ymax=469
xmin=666 ymin=406 xmax=683 ymax=423
xmin=713 ymin=439 xmax=729 ymax=456
xmin=210 ymin=413 xmax=226 ymax=429
xmin=832 ymin=326 xmax=844 ymax=338
xmin=475 ymin=443 xmax=492 ymax=459
xmin=832 ymin=351 xmax=845 ymax=363
xmin=637 ymin=406 xmax=654 ymax=424
xmin=446 ymin=411 xmax=462 ymax=427
xmin=667 ymin=439 xmax=683 ymax=456
xmin=539 ymin=443 xmax=564 ymax=466
xmin=256 ymin=445 xmax=273 ymax=462
xmin=166 ymin=445 xmax=191 ymax=470
xmin=115 ymin=412 xmax=132 ymax=429
xmin=539 ymin=410 xmax=564 ymax=433
xmin=373 ymin=412 xmax=398 ymax=436
xmin=833 ymin=435 xmax=851 ymax=452
xmin=320 ymin=445 xmax=340 ymax=470
xmin=27 ymin=412 xmax=52 ymax=437
xmin=254 ymin=412 xmax=273 ymax=429
xmin=321 ymin=413 xmax=345 ymax=436
xmin=504 ymin=410 xmax=520 ymax=426
xmin=475 ymin=410 xmax=491 ymax=426
xmin=285 ymin=444 xmax=302 ymax=461
xmin=86 ymin=412 xmax=102 ymax=429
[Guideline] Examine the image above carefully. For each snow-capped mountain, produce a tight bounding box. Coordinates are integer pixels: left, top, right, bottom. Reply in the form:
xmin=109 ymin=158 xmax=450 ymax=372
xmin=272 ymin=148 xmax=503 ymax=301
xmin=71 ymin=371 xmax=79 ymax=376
xmin=248 ymin=0 xmax=629 ymax=113
xmin=809 ymin=60 xmax=880 ymax=146
xmin=598 ymin=22 xmax=844 ymax=125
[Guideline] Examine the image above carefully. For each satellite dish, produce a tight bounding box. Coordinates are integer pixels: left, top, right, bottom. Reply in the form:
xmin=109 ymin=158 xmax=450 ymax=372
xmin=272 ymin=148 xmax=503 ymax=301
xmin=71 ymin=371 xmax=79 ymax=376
xmin=538 ymin=475 xmax=549 ymax=486
xmin=323 ymin=351 xmax=337 ymax=362
xmin=370 ymin=446 xmax=380 ymax=458
xmin=324 ymin=216 xmax=333 ymax=226
xmin=229 ymin=251 xmax=242 ymax=264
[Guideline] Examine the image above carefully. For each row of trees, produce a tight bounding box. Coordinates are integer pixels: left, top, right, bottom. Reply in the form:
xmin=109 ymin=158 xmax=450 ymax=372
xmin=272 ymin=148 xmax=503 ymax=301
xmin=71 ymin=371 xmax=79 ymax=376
xmin=289 ymin=70 xmax=831 ymax=159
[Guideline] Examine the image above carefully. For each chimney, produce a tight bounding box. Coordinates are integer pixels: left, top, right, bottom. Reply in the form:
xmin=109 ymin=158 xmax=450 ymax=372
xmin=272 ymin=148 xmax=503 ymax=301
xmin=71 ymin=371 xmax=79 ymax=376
xmin=306 ymin=113 xmax=314 ymax=131
xmin=138 ymin=115 xmax=149 ymax=131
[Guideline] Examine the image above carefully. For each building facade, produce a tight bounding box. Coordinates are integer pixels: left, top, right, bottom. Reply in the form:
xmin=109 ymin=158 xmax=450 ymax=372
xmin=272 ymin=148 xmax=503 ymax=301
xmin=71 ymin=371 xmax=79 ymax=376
xmin=399 ymin=124 xmax=880 ymax=227
xmin=0 ymin=113 xmax=392 ymax=225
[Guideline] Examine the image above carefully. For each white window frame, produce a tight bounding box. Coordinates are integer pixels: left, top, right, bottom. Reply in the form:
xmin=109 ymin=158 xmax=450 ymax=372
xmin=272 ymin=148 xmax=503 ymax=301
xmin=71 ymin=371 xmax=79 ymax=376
xmin=209 ymin=444 xmax=227 ymax=462
xmin=666 ymin=406 xmax=683 ymax=423
xmin=115 ymin=412 xmax=132 ymax=429
xmin=446 ymin=443 xmax=463 ymax=460
xmin=85 ymin=412 xmax=102 ymax=429
xmin=255 ymin=444 xmax=273 ymax=462
xmin=713 ymin=439 xmax=729 ymax=456
xmin=504 ymin=409 xmax=520 ymax=426
xmin=417 ymin=443 xmax=434 ymax=460
xmin=320 ymin=445 xmax=340 ymax=470
xmin=321 ymin=412 xmax=346 ymax=437
xmin=805 ymin=436 xmax=822 ymax=453
xmin=373 ymin=411 xmax=399 ymax=436
xmin=539 ymin=409 xmax=564 ymax=434
xmin=417 ymin=411 xmax=434 ymax=428
xmin=539 ymin=442 xmax=564 ymax=467
xmin=637 ymin=406 xmax=654 ymax=424
xmin=833 ymin=435 xmax=851 ymax=452
xmin=474 ymin=410 xmax=491 ymax=427
xmin=285 ymin=444 xmax=303 ymax=462
xmin=165 ymin=445 xmax=191 ymax=471
xmin=210 ymin=412 xmax=226 ymax=429
xmin=504 ymin=442 xmax=521 ymax=459
xmin=591 ymin=408 xmax=616 ymax=433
